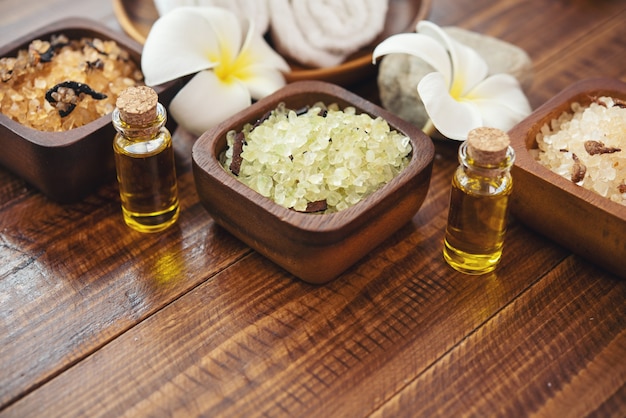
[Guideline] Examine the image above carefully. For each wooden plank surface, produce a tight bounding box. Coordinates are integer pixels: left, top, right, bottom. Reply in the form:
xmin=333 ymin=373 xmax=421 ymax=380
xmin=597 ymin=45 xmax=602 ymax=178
xmin=1 ymin=0 xmax=625 ymax=416
xmin=373 ymin=257 xmax=626 ymax=417
xmin=1 ymin=148 xmax=569 ymax=417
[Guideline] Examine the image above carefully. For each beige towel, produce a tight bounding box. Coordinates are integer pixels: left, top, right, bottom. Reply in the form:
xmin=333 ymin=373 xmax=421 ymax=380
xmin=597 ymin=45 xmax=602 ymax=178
xmin=268 ymin=0 xmax=389 ymax=68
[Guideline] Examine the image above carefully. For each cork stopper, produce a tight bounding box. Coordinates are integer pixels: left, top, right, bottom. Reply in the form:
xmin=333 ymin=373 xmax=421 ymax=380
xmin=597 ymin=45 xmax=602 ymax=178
xmin=116 ymin=86 xmax=158 ymax=126
xmin=466 ymin=127 xmax=510 ymax=165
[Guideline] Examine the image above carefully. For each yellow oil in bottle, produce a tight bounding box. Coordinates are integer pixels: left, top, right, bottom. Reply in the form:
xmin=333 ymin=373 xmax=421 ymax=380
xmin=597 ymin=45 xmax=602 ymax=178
xmin=112 ymin=86 xmax=179 ymax=233
xmin=443 ymin=173 xmax=512 ymax=274
xmin=443 ymin=127 xmax=515 ymax=275
xmin=114 ymin=131 xmax=179 ymax=232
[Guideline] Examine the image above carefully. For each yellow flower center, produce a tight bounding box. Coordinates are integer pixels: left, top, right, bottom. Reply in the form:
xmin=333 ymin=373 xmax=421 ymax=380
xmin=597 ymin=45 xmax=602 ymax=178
xmin=210 ymin=45 xmax=253 ymax=84
xmin=449 ymin=74 xmax=465 ymax=100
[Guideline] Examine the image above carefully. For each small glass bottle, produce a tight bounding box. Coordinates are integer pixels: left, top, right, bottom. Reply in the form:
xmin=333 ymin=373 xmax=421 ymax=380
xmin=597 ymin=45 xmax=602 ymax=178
xmin=443 ymin=127 xmax=515 ymax=274
xmin=112 ymin=86 xmax=179 ymax=233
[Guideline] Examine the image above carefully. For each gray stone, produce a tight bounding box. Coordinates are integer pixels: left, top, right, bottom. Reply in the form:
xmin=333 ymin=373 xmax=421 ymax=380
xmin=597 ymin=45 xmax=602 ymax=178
xmin=377 ymin=26 xmax=534 ymax=130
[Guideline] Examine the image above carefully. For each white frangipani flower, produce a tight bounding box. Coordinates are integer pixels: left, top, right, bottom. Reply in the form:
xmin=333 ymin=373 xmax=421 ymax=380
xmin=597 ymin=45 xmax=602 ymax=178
xmin=373 ymin=20 xmax=531 ymax=140
xmin=141 ymin=6 xmax=289 ymax=136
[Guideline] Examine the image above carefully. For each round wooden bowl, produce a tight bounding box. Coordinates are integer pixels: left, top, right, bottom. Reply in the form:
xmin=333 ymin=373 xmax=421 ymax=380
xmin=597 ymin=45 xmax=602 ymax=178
xmin=112 ymin=0 xmax=432 ymax=85
xmin=192 ymin=81 xmax=435 ymax=283
xmin=508 ymin=78 xmax=626 ymax=279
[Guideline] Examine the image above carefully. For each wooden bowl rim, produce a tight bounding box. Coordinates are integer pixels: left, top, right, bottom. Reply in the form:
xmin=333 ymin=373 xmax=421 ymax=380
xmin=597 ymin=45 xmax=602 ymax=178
xmin=192 ymin=80 xmax=435 ymax=235
xmin=510 ymin=77 xmax=626 ymax=219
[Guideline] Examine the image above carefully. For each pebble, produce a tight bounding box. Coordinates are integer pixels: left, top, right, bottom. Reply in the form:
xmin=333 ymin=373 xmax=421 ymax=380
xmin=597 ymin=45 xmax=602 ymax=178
xmin=377 ymin=26 xmax=533 ymax=130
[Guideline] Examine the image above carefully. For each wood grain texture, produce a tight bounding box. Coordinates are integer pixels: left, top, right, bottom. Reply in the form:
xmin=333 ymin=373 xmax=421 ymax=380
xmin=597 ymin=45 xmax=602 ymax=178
xmin=2 ymin=189 xmax=570 ymax=417
xmin=0 ymin=169 xmax=251 ymax=406
xmin=0 ymin=0 xmax=625 ymax=416
xmin=371 ymin=257 xmax=626 ymax=417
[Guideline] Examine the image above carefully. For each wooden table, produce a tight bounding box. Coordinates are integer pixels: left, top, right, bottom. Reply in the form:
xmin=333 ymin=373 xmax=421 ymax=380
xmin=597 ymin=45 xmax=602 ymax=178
xmin=1 ymin=0 xmax=625 ymax=416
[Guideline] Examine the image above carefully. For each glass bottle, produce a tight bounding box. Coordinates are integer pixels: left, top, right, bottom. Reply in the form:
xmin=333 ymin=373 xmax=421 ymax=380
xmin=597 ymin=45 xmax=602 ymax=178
xmin=112 ymin=86 xmax=179 ymax=233
xmin=443 ymin=127 xmax=515 ymax=274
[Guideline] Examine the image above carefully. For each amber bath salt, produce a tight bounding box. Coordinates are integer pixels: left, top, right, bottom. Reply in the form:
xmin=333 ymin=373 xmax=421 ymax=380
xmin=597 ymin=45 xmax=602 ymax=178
xmin=0 ymin=34 xmax=143 ymax=131
xmin=222 ymin=102 xmax=412 ymax=213
xmin=532 ymin=96 xmax=626 ymax=205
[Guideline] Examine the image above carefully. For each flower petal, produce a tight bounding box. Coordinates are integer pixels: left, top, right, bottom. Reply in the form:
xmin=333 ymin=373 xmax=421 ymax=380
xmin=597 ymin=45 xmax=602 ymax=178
xmin=141 ymin=7 xmax=225 ymax=86
xmin=418 ymin=72 xmax=482 ymax=140
xmin=466 ymin=73 xmax=532 ymax=132
xmin=237 ymin=66 xmax=286 ymax=99
xmin=417 ymin=21 xmax=488 ymax=97
xmin=372 ymin=33 xmax=452 ymax=84
xmin=230 ymin=24 xmax=288 ymax=98
xmin=196 ymin=6 xmax=244 ymax=65
xmin=239 ymin=23 xmax=290 ymax=72
xmin=168 ymin=70 xmax=251 ymax=136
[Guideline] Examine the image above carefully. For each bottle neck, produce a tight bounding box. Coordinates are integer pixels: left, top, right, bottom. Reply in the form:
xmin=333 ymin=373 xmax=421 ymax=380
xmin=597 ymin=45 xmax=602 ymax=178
xmin=112 ymin=102 xmax=167 ymax=139
xmin=458 ymin=141 xmax=515 ymax=177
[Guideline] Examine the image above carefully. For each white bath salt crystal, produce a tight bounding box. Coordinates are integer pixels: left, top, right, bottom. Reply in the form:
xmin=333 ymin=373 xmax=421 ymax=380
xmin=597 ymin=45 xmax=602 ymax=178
xmin=599 ymin=161 xmax=616 ymax=181
xmin=293 ymin=200 xmax=307 ymax=212
xmin=592 ymin=178 xmax=610 ymax=196
xmin=535 ymin=96 xmax=626 ymax=206
xmin=294 ymin=185 xmax=307 ymax=199
xmin=326 ymin=190 xmax=341 ymax=206
xmin=336 ymin=201 xmax=349 ymax=212
xmin=346 ymin=155 xmax=363 ymax=170
xmin=586 ymin=155 xmax=601 ymax=168
xmin=308 ymin=173 xmax=324 ymax=185
xmin=398 ymin=135 xmax=411 ymax=151
xmin=255 ymin=174 xmax=273 ymax=197
xmin=222 ymin=102 xmax=412 ymax=213
xmin=274 ymin=185 xmax=287 ymax=205
xmin=284 ymin=195 xmax=298 ymax=209
xmin=354 ymin=172 xmax=369 ymax=187
xmin=10 ymin=92 xmax=24 ymax=102
xmin=34 ymin=78 xmax=47 ymax=89
xmin=346 ymin=193 xmax=362 ymax=205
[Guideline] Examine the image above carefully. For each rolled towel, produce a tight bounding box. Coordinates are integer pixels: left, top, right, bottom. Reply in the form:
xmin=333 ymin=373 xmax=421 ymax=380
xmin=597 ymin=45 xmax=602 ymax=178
xmin=268 ymin=0 xmax=389 ymax=68
xmin=153 ymin=0 xmax=270 ymax=35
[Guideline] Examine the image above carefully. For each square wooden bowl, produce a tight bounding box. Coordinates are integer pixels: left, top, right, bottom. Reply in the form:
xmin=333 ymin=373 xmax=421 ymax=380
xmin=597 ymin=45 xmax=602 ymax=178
xmin=509 ymin=78 xmax=626 ymax=279
xmin=192 ymin=81 xmax=435 ymax=284
xmin=0 ymin=17 xmax=186 ymax=202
